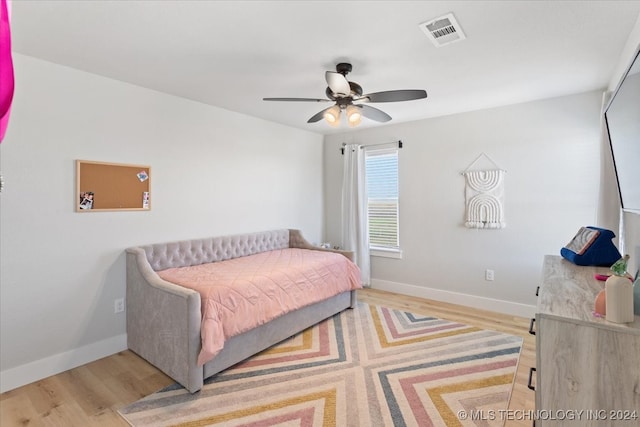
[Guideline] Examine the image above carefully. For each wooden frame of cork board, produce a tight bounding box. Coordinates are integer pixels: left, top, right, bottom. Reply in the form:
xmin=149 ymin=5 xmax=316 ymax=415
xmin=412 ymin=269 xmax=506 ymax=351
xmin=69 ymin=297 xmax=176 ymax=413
xmin=76 ymin=160 xmax=151 ymax=212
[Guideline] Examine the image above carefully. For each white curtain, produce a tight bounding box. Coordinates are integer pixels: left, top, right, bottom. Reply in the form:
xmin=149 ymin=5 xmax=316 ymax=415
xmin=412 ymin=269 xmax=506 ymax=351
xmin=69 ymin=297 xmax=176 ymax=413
xmin=341 ymin=144 xmax=371 ymax=286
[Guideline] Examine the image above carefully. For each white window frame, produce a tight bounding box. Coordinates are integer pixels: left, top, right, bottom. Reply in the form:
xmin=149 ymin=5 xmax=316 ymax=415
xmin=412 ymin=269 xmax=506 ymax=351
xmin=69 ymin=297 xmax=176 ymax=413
xmin=365 ymin=146 xmax=402 ymax=259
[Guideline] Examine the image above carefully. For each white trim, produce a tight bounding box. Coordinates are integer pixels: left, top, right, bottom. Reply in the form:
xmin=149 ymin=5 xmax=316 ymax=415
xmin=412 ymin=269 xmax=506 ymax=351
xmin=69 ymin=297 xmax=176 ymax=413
xmin=0 ymin=334 xmax=127 ymax=393
xmin=363 ymin=144 xmax=399 ymax=154
xmin=370 ymin=248 xmax=403 ymax=259
xmin=371 ymin=279 xmax=536 ymax=318
xmin=622 ymin=208 xmax=640 ymax=215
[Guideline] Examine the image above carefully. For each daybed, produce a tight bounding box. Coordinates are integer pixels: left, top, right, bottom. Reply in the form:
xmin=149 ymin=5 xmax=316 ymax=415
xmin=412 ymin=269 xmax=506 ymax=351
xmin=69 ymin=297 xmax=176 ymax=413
xmin=126 ymin=229 xmax=361 ymax=393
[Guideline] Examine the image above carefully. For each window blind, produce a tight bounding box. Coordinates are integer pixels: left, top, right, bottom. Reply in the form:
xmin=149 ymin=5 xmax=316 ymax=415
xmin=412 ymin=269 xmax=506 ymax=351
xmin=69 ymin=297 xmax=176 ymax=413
xmin=365 ymin=149 xmax=399 ymax=250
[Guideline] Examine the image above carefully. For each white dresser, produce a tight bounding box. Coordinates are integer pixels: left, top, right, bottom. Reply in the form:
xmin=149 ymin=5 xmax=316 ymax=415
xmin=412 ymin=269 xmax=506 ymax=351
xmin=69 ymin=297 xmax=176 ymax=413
xmin=532 ymin=255 xmax=640 ymax=426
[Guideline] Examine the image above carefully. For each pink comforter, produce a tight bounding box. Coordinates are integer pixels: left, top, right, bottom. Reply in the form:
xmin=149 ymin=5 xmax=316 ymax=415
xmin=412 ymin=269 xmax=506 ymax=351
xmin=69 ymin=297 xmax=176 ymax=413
xmin=157 ymin=248 xmax=362 ymax=366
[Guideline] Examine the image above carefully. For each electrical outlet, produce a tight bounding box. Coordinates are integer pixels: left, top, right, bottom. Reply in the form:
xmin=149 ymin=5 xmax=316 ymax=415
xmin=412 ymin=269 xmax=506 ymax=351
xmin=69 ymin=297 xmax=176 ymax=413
xmin=114 ymin=298 xmax=125 ymax=313
xmin=485 ymin=269 xmax=495 ymax=281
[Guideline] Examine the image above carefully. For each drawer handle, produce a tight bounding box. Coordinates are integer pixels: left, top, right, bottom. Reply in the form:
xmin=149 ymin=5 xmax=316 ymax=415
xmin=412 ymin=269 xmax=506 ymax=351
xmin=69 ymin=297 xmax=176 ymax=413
xmin=535 ymin=286 xmax=540 ymax=296
xmin=528 ymin=367 xmax=536 ymax=391
xmin=528 ymin=318 xmax=536 ymax=335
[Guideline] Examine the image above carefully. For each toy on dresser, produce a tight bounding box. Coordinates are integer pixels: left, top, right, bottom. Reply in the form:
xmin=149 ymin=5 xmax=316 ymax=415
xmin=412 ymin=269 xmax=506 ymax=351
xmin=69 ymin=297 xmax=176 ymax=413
xmin=561 ymin=226 xmax=621 ymax=266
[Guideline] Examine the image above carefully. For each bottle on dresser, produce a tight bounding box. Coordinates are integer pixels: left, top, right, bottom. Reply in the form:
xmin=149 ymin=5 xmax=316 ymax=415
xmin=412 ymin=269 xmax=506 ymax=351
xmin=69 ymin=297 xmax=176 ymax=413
xmin=605 ymin=255 xmax=634 ymax=323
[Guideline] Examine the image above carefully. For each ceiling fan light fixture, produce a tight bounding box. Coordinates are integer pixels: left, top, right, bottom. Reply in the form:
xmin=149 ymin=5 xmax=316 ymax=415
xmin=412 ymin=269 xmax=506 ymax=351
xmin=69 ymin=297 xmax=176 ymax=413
xmin=264 ymin=63 xmax=428 ymax=127
xmin=346 ymin=105 xmax=362 ymax=127
xmin=324 ymin=105 xmax=341 ymax=127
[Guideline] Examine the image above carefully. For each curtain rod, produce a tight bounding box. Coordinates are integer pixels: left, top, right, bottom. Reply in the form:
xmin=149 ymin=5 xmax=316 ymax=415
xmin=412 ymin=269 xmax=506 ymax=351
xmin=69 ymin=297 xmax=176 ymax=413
xmin=340 ymin=140 xmax=403 ymax=155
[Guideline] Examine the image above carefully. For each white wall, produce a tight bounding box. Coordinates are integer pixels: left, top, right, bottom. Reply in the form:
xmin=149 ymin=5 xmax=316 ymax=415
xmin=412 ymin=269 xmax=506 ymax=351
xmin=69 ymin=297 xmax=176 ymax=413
xmin=324 ymin=91 xmax=604 ymax=316
xmin=0 ymin=54 xmax=324 ymax=392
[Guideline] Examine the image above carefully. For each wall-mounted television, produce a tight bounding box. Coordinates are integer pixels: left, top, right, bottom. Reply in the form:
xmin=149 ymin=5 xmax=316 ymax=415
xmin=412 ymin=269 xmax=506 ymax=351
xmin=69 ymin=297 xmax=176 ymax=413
xmin=604 ymin=48 xmax=640 ymax=214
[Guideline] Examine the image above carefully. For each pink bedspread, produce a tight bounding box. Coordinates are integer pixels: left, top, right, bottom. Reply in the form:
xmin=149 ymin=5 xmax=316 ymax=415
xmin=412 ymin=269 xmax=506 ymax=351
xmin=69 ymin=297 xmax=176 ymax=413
xmin=157 ymin=248 xmax=362 ymax=366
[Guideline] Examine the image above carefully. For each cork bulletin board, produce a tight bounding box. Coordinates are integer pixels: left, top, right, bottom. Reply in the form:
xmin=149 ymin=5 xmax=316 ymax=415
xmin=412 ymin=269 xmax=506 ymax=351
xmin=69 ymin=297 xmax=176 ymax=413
xmin=76 ymin=160 xmax=151 ymax=212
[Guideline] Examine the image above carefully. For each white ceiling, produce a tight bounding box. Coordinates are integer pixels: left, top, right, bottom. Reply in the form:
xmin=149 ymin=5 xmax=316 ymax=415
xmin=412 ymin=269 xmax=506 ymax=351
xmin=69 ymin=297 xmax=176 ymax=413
xmin=10 ymin=1 xmax=640 ymax=135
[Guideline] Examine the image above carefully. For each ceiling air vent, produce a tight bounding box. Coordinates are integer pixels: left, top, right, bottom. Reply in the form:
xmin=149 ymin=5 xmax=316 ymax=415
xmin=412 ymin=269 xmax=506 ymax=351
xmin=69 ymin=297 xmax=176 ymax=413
xmin=419 ymin=13 xmax=466 ymax=47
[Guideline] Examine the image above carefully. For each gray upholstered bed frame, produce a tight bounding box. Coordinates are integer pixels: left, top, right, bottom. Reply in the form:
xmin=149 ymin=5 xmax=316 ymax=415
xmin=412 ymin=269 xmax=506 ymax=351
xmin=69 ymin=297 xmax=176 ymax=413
xmin=126 ymin=229 xmax=357 ymax=393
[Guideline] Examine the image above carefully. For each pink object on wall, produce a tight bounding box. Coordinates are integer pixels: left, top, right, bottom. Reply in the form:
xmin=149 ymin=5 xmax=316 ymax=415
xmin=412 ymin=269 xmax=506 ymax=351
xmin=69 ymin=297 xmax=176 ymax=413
xmin=0 ymin=0 xmax=14 ymax=143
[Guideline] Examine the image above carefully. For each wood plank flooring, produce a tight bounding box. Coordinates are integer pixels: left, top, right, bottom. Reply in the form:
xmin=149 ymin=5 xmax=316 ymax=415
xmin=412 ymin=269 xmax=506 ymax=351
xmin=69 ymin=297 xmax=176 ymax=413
xmin=0 ymin=288 xmax=536 ymax=426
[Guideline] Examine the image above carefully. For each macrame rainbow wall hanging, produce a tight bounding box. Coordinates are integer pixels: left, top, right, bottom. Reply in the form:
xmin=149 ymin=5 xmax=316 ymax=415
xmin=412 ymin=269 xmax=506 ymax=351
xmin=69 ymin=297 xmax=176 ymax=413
xmin=463 ymin=155 xmax=506 ymax=229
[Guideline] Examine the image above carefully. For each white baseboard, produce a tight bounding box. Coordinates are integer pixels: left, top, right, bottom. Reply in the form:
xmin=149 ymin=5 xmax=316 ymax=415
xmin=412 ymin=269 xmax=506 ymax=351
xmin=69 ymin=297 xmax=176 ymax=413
xmin=370 ymin=279 xmax=536 ymax=318
xmin=0 ymin=334 xmax=127 ymax=394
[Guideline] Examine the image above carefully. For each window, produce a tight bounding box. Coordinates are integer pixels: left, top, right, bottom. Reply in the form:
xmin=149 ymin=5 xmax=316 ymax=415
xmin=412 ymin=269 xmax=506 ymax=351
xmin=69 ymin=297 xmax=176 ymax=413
xmin=365 ymin=147 xmax=400 ymax=256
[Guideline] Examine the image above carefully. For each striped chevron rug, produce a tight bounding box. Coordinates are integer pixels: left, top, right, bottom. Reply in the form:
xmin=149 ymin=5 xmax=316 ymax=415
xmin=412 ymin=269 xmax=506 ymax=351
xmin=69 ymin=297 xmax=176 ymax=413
xmin=119 ymin=303 xmax=522 ymax=427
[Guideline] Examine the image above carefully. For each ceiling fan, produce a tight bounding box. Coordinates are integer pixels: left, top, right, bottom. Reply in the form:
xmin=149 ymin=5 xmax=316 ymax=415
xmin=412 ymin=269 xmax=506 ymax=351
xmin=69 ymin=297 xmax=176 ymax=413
xmin=263 ymin=63 xmax=427 ymax=127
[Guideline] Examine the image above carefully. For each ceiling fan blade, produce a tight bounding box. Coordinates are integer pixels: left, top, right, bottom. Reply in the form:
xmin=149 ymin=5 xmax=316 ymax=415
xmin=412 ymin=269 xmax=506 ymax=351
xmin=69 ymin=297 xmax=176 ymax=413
xmin=363 ymin=89 xmax=427 ymax=103
xmin=359 ymin=104 xmax=392 ymax=122
xmin=325 ymin=71 xmax=351 ymax=97
xmin=307 ymin=106 xmax=334 ymax=123
xmin=263 ymin=97 xmax=329 ymax=102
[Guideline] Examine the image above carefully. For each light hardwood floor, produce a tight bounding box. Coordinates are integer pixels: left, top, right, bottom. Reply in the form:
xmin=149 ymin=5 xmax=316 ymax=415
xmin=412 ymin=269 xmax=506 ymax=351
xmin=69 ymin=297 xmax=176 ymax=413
xmin=0 ymin=288 xmax=536 ymax=426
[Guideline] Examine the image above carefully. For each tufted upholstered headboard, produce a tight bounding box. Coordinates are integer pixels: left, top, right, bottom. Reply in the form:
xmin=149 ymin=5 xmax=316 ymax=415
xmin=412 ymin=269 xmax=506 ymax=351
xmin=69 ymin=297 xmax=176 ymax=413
xmin=136 ymin=229 xmax=291 ymax=271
